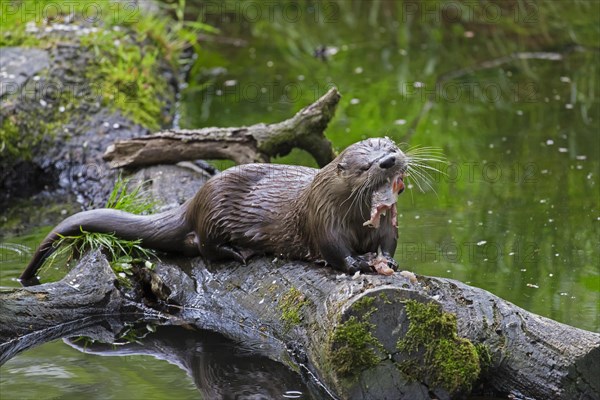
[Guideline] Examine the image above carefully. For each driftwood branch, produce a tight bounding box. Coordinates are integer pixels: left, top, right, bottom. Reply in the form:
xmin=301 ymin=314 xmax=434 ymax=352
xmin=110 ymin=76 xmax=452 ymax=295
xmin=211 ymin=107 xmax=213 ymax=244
xmin=103 ymin=88 xmax=340 ymax=168
xmin=3 ymin=253 xmax=598 ymax=399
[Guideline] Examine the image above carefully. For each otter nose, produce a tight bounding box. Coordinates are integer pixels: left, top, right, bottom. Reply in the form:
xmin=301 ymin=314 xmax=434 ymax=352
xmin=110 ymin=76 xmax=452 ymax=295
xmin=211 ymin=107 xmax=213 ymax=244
xmin=379 ymin=155 xmax=396 ymax=169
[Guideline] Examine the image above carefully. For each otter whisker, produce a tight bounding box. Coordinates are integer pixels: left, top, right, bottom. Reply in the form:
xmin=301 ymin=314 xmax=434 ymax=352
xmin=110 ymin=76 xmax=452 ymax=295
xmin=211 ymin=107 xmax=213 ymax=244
xmin=406 ymin=174 xmax=437 ymax=197
xmin=355 ymin=172 xmax=372 ymax=221
xmin=406 ymin=164 xmax=433 ymax=187
xmin=406 ymin=153 xmax=447 ymax=163
xmin=404 ymin=144 xmax=445 ymax=154
xmin=408 ymin=161 xmax=447 ymax=177
xmin=407 ymin=165 xmax=436 ymax=185
xmin=349 ymin=184 xmax=370 ymax=224
xmin=406 ymin=166 xmax=439 ymax=197
xmin=342 ymin=184 xmax=361 ymax=221
xmin=341 ymin=174 xmax=371 ymax=224
xmin=405 ymin=170 xmax=428 ymax=193
xmin=405 ymin=148 xmax=447 ymax=168
xmin=406 ymin=160 xmax=444 ymax=185
xmin=406 ymin=151 xmax=447 ymax=159
xmin=407 ymin=154 xmax=447 ymax=162
xmin=407 ymin=156 xmax=443 ymax=164
xmin=406 ymin=150 xmax=446 ymax=158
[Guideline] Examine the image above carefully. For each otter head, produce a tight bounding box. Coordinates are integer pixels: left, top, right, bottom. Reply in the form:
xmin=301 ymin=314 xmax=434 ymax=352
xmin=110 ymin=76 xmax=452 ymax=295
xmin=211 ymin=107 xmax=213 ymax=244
xmin=333 ymin=137 xmax=407 ymax=228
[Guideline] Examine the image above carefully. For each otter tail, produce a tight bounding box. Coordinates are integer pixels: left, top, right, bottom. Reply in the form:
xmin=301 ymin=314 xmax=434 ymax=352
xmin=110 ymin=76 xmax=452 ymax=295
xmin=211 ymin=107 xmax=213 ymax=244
xmin=19 ymin=204 xmax=198 ymax=284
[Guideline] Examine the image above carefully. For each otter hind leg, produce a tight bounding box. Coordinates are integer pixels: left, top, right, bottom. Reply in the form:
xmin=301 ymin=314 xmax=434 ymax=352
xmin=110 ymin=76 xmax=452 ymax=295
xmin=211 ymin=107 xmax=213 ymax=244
xmin=201 ymin=242 xmax=255 ymax=264
xmin=183 ymin=232 xmax=201 ymax=256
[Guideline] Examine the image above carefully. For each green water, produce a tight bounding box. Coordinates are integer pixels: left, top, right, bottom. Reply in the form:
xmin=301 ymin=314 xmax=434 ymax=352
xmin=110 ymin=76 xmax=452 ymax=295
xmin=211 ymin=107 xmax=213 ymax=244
xmin=1 ymin=1 xmax=599 ymax=399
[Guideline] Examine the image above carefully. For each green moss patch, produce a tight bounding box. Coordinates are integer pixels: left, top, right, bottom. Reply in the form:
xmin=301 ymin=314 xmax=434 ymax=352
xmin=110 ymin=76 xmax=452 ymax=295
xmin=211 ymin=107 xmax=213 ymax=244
xmin=1 ymin=0 xmax=213 ymax=137
xmin=474 ymin=343 xmax=493 ymax=373
xmin=327 ymin=295 xmax=388 ymax=379
xmin=278 ymin=287 xmax=309 ymax=331
xmin=352 ymin=295 xmax=376 ymax=312
xmin=0 ymin=92 xmax=71 ymax=165
xmin=329 ymin=316 xmax=384 ymax=378
xmin=78 ymin=15 xmax=173 ymax=131
xmin=396 ymin=300 xmax=481 ymax=394
xmin=0 ymin=117 xmax=26 ymax=159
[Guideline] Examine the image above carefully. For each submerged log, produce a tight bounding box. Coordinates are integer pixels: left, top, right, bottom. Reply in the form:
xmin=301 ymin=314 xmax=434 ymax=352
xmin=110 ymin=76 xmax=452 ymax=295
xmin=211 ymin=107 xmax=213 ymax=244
xmin=103 ymin=88 xmax=340 ymax=168
xmin=2 ymin=251 xmax=598 ymax=399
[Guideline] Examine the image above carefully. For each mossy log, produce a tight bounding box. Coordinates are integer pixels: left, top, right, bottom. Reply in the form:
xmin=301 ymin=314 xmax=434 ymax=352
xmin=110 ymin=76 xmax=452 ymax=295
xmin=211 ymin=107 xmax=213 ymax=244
xmin=103 ymin=88 xmax=339 ymax=169
xmin=156 ymin=259 xmax=600 ymax=400
xmin=2 ymin=250 xmax=598 ymax=399
xmin=1 ymin=22 xmax=179 ymax=208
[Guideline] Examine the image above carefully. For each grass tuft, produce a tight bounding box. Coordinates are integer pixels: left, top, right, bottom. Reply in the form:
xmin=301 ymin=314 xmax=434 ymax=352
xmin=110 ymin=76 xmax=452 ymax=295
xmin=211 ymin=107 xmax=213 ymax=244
xmin=105 ymin=174 xmax=157 ymax=214
xmin=39 ymin=176 xmax=158 ymax=281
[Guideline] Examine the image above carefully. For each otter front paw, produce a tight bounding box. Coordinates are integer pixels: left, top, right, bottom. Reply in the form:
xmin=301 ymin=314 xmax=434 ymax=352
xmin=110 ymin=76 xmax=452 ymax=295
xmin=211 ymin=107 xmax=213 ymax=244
xmin=342 ymin=255 xmax=373 ymax=274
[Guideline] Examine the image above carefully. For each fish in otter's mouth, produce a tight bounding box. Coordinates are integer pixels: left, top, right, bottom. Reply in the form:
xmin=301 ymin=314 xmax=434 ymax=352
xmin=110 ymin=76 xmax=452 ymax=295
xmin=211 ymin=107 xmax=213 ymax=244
xmin=363 ymin=173 xmax=405 ymax=229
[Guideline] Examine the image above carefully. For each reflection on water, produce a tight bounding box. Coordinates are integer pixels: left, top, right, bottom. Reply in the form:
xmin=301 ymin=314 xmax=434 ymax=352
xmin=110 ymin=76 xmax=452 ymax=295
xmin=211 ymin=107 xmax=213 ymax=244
xmin=64 ymin=325 xmax=322 ymax=399
xmin=1 ymin=339 xmax=201 ymax=400
xmin=1 ymin=1 xmax=599 ymax=399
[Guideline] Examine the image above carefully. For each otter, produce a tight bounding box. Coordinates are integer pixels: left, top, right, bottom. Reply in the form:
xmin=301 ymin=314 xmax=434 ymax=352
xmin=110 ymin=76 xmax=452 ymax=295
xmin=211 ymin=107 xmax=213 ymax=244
xmin=19 ymin=137 xmax=407 ymax=284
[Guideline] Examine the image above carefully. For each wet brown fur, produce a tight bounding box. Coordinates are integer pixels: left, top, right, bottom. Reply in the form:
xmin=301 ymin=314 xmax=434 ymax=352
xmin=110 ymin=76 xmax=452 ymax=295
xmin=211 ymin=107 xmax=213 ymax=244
xmin=20 ymin=138 xmax=406 ymax=283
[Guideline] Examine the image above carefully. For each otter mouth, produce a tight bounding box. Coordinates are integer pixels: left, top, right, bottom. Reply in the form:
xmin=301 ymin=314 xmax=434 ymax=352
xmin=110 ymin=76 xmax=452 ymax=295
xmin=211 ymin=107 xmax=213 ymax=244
xmin=363 ymin=174 xmax=404 ymax=229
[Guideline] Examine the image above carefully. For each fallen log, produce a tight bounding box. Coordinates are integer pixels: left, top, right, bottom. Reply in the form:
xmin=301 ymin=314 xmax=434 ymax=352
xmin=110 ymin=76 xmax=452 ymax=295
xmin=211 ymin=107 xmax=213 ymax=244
xmin=0 ymin=251 xmax=161 ymax=364
xmin=158 ymin=258 xmax=600 ymax=400
xmin=103 ymin=88 xmax=340 ymax=168
xmin=2 ymin=251 xmax=598 ymax=399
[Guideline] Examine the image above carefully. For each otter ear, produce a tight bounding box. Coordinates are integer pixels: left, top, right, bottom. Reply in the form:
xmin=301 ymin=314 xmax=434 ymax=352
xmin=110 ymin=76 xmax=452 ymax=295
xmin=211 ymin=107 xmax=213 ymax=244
xmin=337 ymin=162 xmax=347 ymax=175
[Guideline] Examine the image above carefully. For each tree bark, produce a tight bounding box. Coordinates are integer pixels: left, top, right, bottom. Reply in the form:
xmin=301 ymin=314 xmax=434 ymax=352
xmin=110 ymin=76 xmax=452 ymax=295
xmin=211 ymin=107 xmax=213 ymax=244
xmin=2 ymin=253 xmax=598 ymax=400
xmin=103 ymin=88 xmax=340 ymax=168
